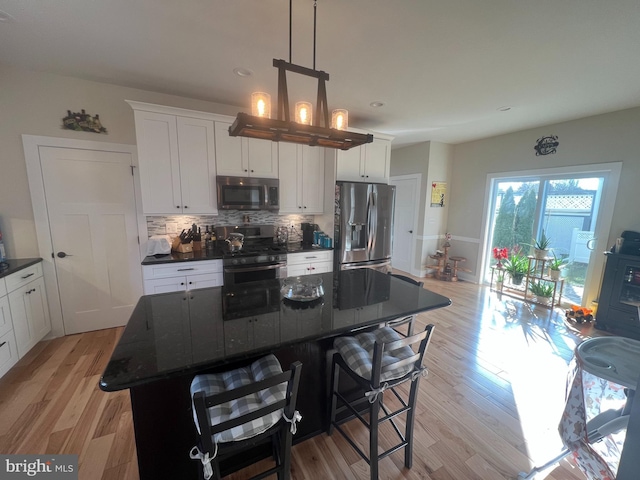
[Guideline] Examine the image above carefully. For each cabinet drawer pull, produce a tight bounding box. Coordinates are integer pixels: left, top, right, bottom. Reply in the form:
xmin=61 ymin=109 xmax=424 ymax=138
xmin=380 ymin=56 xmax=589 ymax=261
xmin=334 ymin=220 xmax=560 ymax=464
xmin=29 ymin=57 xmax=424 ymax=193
xmin=25 ymin=288 xmax=36 ymax=295
xmin=0 ymin=342 xmax=6 ymax=348
xmin=177 ymin=268 xmax=195 ymax=271
xmin=305 ymin=256 xmax=317 ymax=259
xmin=21 ymin=273 xmax=35 ymax=279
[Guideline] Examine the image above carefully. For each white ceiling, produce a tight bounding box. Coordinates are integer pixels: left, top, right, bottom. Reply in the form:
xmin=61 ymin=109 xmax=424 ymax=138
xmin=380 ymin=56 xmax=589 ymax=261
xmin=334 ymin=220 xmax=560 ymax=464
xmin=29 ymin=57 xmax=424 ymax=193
xmin=1 ymin=0 xmax=640 ymax=148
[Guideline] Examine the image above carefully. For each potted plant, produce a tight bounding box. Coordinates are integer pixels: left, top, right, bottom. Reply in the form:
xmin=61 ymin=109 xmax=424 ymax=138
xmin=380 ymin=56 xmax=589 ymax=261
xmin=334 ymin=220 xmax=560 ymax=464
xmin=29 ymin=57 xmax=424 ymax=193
xmin=548 ymin=253 xmax=567 ymax=280
xmin=529 ymin=280 xmax=554 ymax=304
xmin=527 ymin=230 xmax=552 ymax=259
xmin=502 ymin=252 xmax=530 ymax=285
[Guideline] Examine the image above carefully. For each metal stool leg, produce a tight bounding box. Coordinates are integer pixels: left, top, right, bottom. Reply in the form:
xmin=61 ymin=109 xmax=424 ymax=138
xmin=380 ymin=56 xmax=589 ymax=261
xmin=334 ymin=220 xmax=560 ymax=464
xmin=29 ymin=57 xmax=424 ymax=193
xmin=328 ymin=353 xmax=340 ymax=436
xmin=369 ymin=396 xmax=380 ymax=480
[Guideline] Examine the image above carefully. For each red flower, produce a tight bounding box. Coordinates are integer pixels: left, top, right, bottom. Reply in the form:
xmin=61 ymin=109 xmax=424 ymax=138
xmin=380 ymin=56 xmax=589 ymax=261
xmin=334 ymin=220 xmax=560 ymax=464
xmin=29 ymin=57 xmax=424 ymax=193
xmin=493 ymin=247 xmax=508 ymax=260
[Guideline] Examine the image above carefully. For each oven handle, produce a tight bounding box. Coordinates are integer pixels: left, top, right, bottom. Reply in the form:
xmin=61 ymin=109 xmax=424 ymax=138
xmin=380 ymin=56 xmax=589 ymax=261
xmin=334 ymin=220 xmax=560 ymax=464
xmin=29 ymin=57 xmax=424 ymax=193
xmin=224 ymin=262 xmax=286 ymax=273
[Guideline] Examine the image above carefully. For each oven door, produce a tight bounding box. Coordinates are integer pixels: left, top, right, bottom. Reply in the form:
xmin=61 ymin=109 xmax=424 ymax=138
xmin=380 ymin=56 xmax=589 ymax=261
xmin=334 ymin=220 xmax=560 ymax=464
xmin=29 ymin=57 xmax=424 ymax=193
xmin=224 ymin=262 xmax=287 ymax=285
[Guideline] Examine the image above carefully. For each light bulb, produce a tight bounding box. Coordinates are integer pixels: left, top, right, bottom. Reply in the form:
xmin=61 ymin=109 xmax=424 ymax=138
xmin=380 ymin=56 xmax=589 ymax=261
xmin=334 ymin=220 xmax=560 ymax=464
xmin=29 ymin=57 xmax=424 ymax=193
xmin=332 ymin=109 xmax=348 ymax=130
xmin=295 ymin=101 xmax=313 ymax=125
xmin=251 ymin=92 xmax=271 ymax=118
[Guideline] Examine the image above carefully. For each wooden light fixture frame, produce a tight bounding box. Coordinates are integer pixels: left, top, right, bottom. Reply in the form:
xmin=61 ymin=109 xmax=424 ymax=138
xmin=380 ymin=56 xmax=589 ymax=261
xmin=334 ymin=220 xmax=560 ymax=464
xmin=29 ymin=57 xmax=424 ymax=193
xmin=229 ymin=0 xmax=372 ymax=150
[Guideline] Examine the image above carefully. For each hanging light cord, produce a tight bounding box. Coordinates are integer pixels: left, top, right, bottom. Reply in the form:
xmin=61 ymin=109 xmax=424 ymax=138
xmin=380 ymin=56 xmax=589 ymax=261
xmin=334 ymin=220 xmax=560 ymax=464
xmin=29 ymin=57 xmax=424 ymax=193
xmin=313 ymin=0 xmax=317 ymax=70
xmin=289 ymin=0 xmax=292 ymax=63
xmin=288 ymin=0 xmax=318 ymax=69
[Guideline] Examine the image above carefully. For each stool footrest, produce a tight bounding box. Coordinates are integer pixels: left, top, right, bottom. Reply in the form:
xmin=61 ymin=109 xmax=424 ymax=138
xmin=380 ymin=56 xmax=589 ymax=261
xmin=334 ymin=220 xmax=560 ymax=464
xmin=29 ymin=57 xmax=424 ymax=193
xmin=379 ymin=440 xmax=409 ymax=460
xmin=331 ymin=423 xmax=372 ymax=466
xmin=330 ymin=420 xmax=410 ymax=464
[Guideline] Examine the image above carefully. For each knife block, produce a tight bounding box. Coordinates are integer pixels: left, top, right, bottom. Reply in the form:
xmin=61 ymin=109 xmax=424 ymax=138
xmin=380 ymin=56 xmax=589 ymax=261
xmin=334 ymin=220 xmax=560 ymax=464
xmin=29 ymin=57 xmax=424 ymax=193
xmin=171 ymin=237 xmax=193 ymax=253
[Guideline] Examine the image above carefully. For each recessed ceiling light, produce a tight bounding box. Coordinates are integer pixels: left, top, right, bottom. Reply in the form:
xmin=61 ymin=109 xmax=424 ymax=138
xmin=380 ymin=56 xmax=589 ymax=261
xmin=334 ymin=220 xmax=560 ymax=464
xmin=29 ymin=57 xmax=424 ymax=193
xmin=233 ymin=68 xmax=253 ymax=77
xmin=0 ymin=10 xmax=15 ymax=22
xmin=370 ymin=101 xmax=384 ymax=108
xmin=497 ymin=106 xmax=512 ymax=112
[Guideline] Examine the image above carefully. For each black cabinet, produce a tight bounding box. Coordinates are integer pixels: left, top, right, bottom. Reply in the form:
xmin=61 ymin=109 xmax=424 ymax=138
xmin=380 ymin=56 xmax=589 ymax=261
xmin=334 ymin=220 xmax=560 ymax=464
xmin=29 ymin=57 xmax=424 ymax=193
xmin=596 ymin=253 xmax=640 ymax=339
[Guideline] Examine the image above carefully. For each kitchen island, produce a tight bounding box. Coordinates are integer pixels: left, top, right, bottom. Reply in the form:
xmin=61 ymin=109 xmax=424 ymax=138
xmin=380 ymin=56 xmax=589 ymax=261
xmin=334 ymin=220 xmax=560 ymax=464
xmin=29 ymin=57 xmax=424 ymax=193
xmin=100 ymin=270 xmax=451 ymax=479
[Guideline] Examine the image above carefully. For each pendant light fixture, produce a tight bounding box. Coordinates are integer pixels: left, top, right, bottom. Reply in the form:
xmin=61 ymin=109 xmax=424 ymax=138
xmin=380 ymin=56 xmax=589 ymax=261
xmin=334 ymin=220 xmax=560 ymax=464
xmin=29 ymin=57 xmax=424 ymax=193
xmin=229 ymin=0 xmax=372 ymax=150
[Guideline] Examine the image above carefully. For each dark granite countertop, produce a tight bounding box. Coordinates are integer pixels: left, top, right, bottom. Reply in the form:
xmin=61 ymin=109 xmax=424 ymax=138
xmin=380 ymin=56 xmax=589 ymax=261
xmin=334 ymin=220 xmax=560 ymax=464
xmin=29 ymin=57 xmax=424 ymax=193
xmin=0 ymin=258 xmax=43 ymax=280
xmin=100 ymin=270 xmax=451 ymax=392
xmin=285 ymin=243 xmax=333 ymax=253
xmin=141 ymin=250 xmax=225 ymax=265
xmin=141 ymin=243 xmax=332 ymax=265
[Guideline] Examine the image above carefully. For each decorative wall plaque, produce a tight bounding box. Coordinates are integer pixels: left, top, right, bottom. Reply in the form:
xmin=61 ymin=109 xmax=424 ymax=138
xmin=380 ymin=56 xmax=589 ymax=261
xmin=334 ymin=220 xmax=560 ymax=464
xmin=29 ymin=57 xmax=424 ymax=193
xmin=62 ymin=109 xmax=108 ymax=134
xmin=534 ymin=135 xmax=559 ymax=155
xmin=430 ymin=181 xmax=446 ymax=207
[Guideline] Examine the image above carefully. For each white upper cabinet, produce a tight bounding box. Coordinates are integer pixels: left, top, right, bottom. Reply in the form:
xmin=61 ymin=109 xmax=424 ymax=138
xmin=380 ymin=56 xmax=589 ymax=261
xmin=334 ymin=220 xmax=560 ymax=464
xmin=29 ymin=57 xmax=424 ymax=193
xmin=336 ymin=134 xmax=393 ymax=184
xmin=278 ymin=144 xmax=324 ymax=214
xmin=215 ymin=121 xmax=278 ymax=178
xmin=176 ymin=117 xmax=217 ymax=213
xmin=131 ymin=105 xmax=217 ymax=215
xmin=214 ymin=121 xmax=243 ymax=176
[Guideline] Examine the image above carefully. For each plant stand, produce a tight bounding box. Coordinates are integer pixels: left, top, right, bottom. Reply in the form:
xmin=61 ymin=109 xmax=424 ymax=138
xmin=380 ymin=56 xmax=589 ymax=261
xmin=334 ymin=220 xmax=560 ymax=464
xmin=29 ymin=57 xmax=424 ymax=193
xmin=425 ymin=245 xmax=470 ymax=282
xmin=490 ymin=257 xmax=564 ymax=308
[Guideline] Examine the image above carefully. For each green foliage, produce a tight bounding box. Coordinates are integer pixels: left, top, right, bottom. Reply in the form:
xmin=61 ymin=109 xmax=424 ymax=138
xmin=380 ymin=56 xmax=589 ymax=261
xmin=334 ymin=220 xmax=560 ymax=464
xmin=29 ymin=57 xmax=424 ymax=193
xmin=528 ymin=280 xmax=554 ymax=297
xmin=533 ymin=230 xmax=552 ymax=250
xmin=492 ymin=187 xmax=515 ymax=249
xmin=502 ymin=253 xmax=531 ymax=275
xmin=513 ymin=188 xmax=536 ymax=250
xmin=524 ymin=229 xmax=552 ymax=252
xmin=549 ymin=252 xmax=568 ymax=270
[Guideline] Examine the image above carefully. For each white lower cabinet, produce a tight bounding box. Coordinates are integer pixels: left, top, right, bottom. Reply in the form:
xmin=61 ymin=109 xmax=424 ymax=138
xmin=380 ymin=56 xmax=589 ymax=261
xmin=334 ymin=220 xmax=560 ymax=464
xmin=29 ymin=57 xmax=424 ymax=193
xmin=0 ymin=262 xmax=52 ymax=375
xmin=142 ymin=260 xmax=223 ymax=294
xmin=9 ymin=276 xmax=50 ymax=358
xmin=0 ymin=329 xmax=19 ymax=379
xmin=0 ymin=287 xmax=19 ymax=378
xmin=287 ymin=251 xmax=333 ymax=277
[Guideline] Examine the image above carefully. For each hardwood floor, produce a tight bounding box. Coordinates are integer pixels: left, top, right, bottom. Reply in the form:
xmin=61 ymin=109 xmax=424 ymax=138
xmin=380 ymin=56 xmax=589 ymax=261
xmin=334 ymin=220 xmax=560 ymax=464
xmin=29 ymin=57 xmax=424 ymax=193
xmin=0 ymin=277 xmax=599 ymax=480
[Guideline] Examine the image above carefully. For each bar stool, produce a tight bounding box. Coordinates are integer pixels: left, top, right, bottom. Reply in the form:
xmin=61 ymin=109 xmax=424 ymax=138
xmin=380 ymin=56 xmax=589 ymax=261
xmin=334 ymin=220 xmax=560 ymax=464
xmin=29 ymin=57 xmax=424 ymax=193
xmin=385 ymin=273 xmax=425 ymax=336
xmin=190 ymin=354 xmax=302 ymax=480
xmin=328 ymin=324 xmax=435 ymax=480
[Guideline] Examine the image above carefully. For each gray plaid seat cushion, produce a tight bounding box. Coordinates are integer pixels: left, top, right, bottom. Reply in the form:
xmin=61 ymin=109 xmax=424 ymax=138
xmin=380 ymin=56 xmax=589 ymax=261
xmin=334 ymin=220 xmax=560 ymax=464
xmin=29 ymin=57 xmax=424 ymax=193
xmin=334 ymin=327 xmax=414 ymax=382
xmin=190 ymin=354 xmax=286 ymax=443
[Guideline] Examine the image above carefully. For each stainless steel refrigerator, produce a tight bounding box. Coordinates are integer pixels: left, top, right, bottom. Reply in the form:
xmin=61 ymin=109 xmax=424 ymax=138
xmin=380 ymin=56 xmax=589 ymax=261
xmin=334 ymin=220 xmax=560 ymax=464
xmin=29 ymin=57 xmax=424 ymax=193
xmin=334 ymin=181 xmax=395 ymax=272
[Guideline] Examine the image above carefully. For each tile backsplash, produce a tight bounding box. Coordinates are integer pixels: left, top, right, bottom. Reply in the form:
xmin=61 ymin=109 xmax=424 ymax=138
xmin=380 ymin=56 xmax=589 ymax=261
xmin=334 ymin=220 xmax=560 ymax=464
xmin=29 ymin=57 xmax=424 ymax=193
xmin=146 ymin=211 xmax=315 ymax=243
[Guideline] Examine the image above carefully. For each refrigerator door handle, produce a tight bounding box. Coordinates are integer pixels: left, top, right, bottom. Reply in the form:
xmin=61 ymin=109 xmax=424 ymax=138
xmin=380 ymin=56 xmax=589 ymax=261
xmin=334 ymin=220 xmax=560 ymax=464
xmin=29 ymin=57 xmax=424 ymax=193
xmin=370 ymin=190 xmax=377 ymax=255
xmin=366 ymin=190 xmax=373 ymax=255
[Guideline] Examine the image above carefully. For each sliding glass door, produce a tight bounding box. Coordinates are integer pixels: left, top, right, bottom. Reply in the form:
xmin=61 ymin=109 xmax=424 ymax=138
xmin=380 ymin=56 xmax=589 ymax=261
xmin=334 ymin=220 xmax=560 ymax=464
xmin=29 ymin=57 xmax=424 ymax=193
xmin=484 ymin=175 xmax=604 ymax=305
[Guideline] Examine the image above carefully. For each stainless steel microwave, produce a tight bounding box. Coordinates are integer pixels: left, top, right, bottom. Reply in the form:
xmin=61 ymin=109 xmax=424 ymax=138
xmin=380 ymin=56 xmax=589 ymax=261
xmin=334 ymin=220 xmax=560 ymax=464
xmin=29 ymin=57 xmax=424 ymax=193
xmin=216 ymin=176 xmax=279 ymax=211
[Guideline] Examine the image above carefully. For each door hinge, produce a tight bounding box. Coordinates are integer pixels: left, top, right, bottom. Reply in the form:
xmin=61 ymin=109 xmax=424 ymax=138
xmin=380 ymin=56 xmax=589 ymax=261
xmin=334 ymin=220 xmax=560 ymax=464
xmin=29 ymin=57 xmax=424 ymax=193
xmin=131 ymin=165 xmax=136 ymax=176
xmin=137 ymin=236 xmax=140 ymax=245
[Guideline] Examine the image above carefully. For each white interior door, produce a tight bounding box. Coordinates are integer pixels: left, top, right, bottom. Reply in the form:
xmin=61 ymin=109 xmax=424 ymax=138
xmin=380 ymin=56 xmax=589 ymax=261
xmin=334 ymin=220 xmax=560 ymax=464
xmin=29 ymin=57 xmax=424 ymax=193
xmin=39 ymin=146 xmax=142 ymax=334
xmin=390 ymin=175 xmax=419 ymax=274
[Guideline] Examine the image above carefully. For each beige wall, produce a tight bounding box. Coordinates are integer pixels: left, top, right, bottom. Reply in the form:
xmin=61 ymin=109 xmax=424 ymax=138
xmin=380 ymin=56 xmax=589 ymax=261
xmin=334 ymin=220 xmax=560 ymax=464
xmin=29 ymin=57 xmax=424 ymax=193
xmin=0 ymin=64 xmax=241 ymax=258
xmin=449 ymin=107 xmax=640 ymax=283
xmin=390 ymin=141 xmax=453 ymax=274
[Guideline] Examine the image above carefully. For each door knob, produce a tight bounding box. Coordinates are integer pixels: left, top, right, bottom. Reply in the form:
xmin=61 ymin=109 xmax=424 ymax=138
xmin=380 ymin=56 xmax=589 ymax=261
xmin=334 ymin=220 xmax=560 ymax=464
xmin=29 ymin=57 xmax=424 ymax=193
xmin=57 ymin=252 xmax=73 ymax=258
xmin=409 ymin=230 xmax=413 ymax=234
